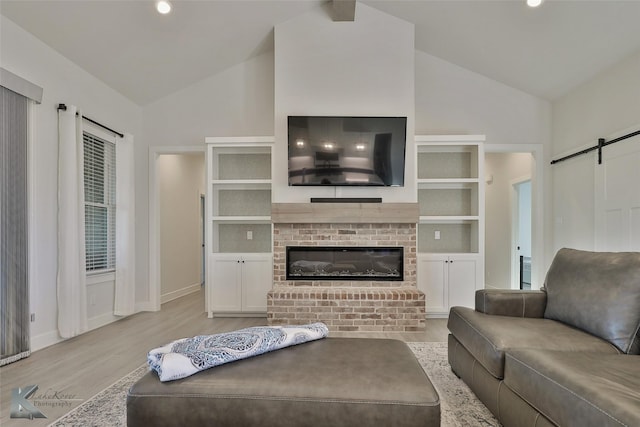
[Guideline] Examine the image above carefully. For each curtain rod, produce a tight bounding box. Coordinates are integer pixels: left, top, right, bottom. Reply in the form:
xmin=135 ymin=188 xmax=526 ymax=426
xmin=57 ymin=103 xmax=124 ymax=138
xmin=550 ymin=128 xmax=640 ymax=165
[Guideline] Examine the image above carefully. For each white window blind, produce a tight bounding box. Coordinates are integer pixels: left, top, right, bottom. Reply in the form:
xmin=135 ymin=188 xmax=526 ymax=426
xmin=83 ymin=132 xmax=116 ymax=272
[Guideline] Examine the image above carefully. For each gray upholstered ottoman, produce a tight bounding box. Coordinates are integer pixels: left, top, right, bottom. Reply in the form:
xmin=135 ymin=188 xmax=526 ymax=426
xmin=127 ymin=337 xmax=440 ymax=427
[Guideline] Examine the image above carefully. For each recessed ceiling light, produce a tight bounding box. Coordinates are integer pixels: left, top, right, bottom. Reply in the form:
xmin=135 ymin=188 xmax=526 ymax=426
xmin=527 ymin=0 xmax=544 ymax=7
xmin=156 ymin=0 xmax=172 ymax=14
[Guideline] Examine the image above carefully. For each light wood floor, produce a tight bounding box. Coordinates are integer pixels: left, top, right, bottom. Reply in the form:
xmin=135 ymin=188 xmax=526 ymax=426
xmin=0 ymin=289 xmax=448 ymax=426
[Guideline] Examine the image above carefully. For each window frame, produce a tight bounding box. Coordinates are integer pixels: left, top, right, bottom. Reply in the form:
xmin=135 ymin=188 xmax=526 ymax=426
xmin=83 ymin=125 xmax=117 ymax=275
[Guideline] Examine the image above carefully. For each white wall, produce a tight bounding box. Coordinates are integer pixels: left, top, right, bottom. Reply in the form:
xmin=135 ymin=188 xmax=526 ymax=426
xmin=484 ymin=153 xmax=532 ymax=289
xmin=142 ymin=53 xmax=275 ymax=145
xmin=273 ymin=2 xmax=416 ymax=203
xmin=415 ymin=50 xmax=554 ymax=272
xmin=3 ymin=2 xmax=568 ymax=349
xmin=415 ymin=51 xmax=551 ymax=146
xmin=551 ymin=50 xmax=640 ymax=254
xmin=140 ymin=52 xmax=275 ymax=305
xmin=139 ymin=5 xmax=555 ymax=311
xmin=158 ymin=154 xmax=205 ymax=303
xmin=0 ymin=15 xmax=143 ymax=350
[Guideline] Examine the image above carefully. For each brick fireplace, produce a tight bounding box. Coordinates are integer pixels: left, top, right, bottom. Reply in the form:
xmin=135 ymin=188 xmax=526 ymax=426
xmin=267 ymin=203 xmax=425 ymax=332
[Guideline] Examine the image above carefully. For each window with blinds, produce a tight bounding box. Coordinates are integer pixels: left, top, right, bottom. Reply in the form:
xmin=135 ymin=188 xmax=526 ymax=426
xmin=83 ymin=132 xmax=116 ymax=272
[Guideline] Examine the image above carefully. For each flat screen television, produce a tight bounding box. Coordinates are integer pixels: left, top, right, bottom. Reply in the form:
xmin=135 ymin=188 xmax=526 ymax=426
xmin=288 ymin=116 xmax=407 ymax=186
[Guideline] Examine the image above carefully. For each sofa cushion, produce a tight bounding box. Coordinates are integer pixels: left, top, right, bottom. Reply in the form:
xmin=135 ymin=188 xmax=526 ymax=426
xmin=544 ymin=248 xmax=640 ymax=354
xmin=504 ymin=350 xmax=640 ymax=427
xmin=447 ymin=307 xmax=620 ymax=379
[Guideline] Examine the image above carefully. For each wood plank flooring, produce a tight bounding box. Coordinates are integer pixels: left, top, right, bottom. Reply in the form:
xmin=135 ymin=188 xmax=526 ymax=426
xmin=0 ymin=289 xmax=448 ymax=426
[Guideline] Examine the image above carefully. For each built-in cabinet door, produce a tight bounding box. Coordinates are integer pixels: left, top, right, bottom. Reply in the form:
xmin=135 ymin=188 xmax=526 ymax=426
xmin=418 ymin=254 xmax=479 ymax=316
xmin=210 ymin=253 xmax=272 ymax=314
xmin=241 ymin=254 xmax=273 ymax=312
xmin=447 ymin=257 xmax=478 ymax=309
xmin=417 ymin=256 xmax=448 ymax=315
xmin=205 ymin=138 xmax=274 ymax=317
xmin=210 ymin=255 xmax=242 ymax=312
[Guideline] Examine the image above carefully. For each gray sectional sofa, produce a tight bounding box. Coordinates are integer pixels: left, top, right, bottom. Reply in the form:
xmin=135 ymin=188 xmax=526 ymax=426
xmin=447 ymin=248 xmax=640 ymax=427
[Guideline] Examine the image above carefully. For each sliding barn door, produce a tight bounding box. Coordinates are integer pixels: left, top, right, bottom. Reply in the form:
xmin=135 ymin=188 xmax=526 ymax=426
xmin=595 ymin=133 xmax=640 ymax=251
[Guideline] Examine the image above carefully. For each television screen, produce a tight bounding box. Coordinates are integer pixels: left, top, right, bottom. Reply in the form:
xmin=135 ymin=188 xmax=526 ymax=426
xmin=287 ymin=116 xmax=407 ymax=186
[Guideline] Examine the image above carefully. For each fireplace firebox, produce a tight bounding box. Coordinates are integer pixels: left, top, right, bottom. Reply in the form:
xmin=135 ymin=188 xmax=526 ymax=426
xmin=286 ymin=246 xmax=403 ymax=281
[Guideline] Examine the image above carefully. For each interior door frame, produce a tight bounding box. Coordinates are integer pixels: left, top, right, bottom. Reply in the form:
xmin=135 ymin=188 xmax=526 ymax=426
xmin=148 ymin=145 xmax=205 ymax=311
xmin=485 ymin=144 xmax=544 ymax=290
xmin=510 ymin=176 xmax=532 ymax=289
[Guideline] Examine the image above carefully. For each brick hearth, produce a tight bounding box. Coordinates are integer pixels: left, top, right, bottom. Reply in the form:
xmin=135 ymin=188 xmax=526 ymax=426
xmin=267 ymin=203 xmax=425 ymax=332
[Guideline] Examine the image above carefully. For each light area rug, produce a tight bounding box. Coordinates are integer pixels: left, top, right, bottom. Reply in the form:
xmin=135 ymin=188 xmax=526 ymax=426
xmin=48 ymin=341 xmax=500 ymax=427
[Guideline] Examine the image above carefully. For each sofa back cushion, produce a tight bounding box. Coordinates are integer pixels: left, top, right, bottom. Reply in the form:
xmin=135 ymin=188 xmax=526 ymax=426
xmin=544 ymin=248 xmax=640 ymax=354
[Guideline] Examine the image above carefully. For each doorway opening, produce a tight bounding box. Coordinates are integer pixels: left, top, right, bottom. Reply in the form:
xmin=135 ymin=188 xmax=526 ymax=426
xmin=149 ymin=146 xmax=206 ymax=311
xmin=484 ymin=144 xmax=543 ymax=290
xmin=200 ymin=194 xmax=205 ymax=286
xmin=512 ymin=179 xmax=532 ymax=290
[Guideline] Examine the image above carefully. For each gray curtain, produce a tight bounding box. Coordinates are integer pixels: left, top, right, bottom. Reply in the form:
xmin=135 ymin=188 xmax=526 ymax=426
xmin=1 ymin=85 xmax=30 ymax=365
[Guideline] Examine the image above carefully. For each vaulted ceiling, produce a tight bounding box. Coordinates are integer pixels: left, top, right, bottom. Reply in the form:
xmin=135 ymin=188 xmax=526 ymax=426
xmin=2 ymin=0 xmax=640 ymax=106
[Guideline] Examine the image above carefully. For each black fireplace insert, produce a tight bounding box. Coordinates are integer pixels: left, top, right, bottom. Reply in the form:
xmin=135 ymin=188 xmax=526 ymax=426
xmin=286 ymin=246 xmax=403 ymax=281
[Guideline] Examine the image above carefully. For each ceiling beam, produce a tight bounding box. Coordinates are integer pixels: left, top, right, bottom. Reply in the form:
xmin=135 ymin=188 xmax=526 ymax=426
xmin=332 ymin=0 xmax=356 ymax=22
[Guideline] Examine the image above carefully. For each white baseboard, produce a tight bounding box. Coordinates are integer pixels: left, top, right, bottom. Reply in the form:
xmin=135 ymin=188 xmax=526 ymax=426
xmin=161 ymin=283 xmax=201 ymax=304
xmin=135 ymin=301 xmax=157 ymax=312
xmin=30 ymin=310 xmax=135 ymax=352
xmin=87 ymin=312 xmax=121 ymax=331
xmin=425 ymin=312 xmax=449 ymax=319
xmin=31 ymin=330 xmax=64 ymax=352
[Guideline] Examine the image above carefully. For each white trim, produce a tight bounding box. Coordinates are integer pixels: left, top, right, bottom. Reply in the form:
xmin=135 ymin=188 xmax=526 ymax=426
xmin=161 ymin=283 xmax=202 ymax=304
xmin=83 ymin=121 xmax=117 ymax=144
xmin=425 ymin=313 xmax=448 ymax=319
xmin=415 ymin=134 xmax=486 ymax=143
xmin=509 ymin=175 xmax=532 ymax=290
xmin=148 ymin=146 xmax=206 ymax=312
xmin=87 ymin=312 xmax=121 ymax=331
xmin=86 ymin=271 xmax=115 ymax=285
xmin=135 ymin=301 xmax=155 ymax=312
xmin=204 ymin=136 xmax=274 ymax=144
xmin=28 ymin=100 xmax=38 ymax=353
xmin=485 ymin=144 xmax=544 ymax=290
xmin=0 ymin=67 xmax=43 ymax=103
xmin=31 ymin=310 xmax=123 ymax=352
xmin=31 ymin=330 xmax=64 ymax=352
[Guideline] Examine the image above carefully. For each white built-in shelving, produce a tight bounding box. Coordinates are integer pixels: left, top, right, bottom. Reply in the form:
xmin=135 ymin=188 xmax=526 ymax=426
xmin=205 ymin=137 xmax=274 ymax=317
xmin=415 ymin=135 xmax=485 ymax=317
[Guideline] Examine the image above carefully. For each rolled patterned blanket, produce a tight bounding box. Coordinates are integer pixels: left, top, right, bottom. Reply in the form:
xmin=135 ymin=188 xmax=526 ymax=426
xmin=147 ymin=322 xmax=329 ymax=382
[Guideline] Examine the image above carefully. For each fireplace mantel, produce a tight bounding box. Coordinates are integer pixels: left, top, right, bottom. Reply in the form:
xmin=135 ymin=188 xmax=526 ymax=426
xmin=271 ymin=202 xmax=419 ymax=224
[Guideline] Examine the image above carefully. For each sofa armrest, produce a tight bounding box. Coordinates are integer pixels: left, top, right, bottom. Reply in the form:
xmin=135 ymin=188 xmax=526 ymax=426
xmin=475 ymin=289 xmax=547 ymax=318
